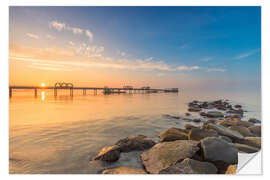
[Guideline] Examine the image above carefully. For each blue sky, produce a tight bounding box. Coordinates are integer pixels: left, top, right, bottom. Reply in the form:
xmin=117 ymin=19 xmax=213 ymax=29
xmin=9 ymin=6 xmax=261 ymax=92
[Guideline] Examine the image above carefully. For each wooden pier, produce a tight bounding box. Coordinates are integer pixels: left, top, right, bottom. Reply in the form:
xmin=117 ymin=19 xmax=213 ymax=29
xmin=9 ymin=82 xmax=178 ymax=98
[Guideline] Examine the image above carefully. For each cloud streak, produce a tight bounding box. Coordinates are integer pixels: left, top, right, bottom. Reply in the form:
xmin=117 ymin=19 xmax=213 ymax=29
xmin=177 ymin=66 xmax=200 ymax=71
xmin=26 ymin=33 xmax=39 ymax=39
xmin=234 ymin=49 xmax=260 ymax=59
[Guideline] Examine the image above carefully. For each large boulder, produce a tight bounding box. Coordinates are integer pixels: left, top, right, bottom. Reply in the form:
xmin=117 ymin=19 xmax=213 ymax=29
xmin=248 ymin=118 xmax=261 ymax=124
xmin=228 ymin=126 xmax=254 ymax=137
xmin=160 ymin=128 xmax=188 ymax=142
xmin=184 ymin=124 xmax=198 ymax=130
xmin=140 ymin=140 xmax=200 ymax=174
xmin=93 ymin=145 xmax=120 ymax=162
xmin=200 ymin=137 xmax=238 ymax=172
xmin=233 ymin=143 xmax=260 ymax=153
xmin=159 ymin=158 xmax=217 ymax=174
xmin=248 ymin=126 xmax=261 ymax=137
xmin=234 ymin=137 xmax=261 ymax=149
xmin=225 ymin=165 xmax=237 ymax=174
xmin=115 ymin=135 xmax=156 ymax=152
xmin=205 ymin=123 xmax=244 ymax=140
xmin=188 ymin=128 xmax=218 ymax=141
xmin=102 ymin=166 xmax=147 ymax=174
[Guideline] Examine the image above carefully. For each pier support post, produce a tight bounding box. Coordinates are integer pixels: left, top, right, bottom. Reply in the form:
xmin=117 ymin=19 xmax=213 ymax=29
xmin=54 ymin=88 xmax=57 ymax=96
xmin=83 ymin=89 xmax=86 ymax=95
xmin=70 ymin=88 xmax=73 ymax=96
xmin=34 ymin=88 xmax=37 ymax=97
xmin=94 ymin=89 xmax=97 ymax=95
xmin=9 ymin=88 xmax=12 ymax=98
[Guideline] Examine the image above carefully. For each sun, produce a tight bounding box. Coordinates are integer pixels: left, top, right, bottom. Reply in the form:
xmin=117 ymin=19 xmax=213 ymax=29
xmin=41 ymin=83 xmax=46 ymax=87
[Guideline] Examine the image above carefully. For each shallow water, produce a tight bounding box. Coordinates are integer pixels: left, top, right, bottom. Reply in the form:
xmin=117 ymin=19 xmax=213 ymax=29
xmin=9 ymin=89 xmax=261 ymax=174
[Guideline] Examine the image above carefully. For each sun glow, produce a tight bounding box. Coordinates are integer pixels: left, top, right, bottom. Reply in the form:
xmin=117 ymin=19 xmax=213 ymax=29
xmin=41 ymin=83 xmax=45 ymax=87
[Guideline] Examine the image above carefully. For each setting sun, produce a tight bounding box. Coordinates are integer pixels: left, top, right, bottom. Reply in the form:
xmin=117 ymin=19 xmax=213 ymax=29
xmin=41 ymin=83 xmax=45 ymax=87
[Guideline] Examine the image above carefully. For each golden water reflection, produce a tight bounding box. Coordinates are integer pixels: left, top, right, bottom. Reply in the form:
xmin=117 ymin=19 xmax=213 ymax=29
xmin=41 ymin=91 xmax=45 ymax=101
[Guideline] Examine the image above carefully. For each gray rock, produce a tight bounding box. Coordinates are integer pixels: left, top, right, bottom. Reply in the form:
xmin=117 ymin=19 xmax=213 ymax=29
xmin=233 ymin=143 xmax=260 ymax=153
xmin=248 ymin=126 xmax=261 ymax=137
xmin=218 ymin=136 xmax=232 ymax=143
xmin=216 ymin=120 xmax=236 ymax=127
xmin=206 ymin=123 xmax=244 ymax=140
xmin=188 ymin=107 xmax=201 ymax=112
xmin=188 ymin=128 xmax=218 ymax=141
xmin=102 ymin=166 xmax=147 ymax=174
xmin=115 ymin=135 xmax=156 ymax=152
xmin=228 ymin=126 xmax=254 ymax=137
xmin=160 ymin=158 xmax=217 ymax=174
xmin=140 ymin=140 xmax=200 ymax=174
xmin=200 ymin=137 xmax=238 ymax=172
xmin=184 ymin=124 xmax=198 ymax=130
xmin=160 ymin=127 xmax=188 ymax=142
xmin=234 ymin=137 xmax=261 ymax=149
xmin=248 ymin=118 xmax=261 ymax=124
xmin=93 ymin=145 xmax=120 ymax=162
xmin=205 ymin=111 xmax=224 ymax=118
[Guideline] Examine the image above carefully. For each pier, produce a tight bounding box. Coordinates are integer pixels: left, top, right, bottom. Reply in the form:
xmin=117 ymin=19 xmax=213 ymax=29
xmin=9 ymin=82 xmax=179 ymax=98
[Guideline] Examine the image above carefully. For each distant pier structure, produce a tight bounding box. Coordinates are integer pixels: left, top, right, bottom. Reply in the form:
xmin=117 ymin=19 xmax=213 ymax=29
xmin=9 ymin=82 xmax=179 ymax=97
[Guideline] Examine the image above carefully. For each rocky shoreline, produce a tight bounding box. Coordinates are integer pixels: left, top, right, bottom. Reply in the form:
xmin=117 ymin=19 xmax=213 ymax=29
xmin=90 ymin=99 xmax=261 ymax=174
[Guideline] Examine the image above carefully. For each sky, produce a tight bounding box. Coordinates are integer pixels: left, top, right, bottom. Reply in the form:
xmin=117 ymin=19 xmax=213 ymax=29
xmin=9 ymin=6 xmax=261 ymax=92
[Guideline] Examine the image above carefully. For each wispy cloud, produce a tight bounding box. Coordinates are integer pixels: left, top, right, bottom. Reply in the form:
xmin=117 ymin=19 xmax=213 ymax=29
xmin=177 ymin=66 xmax=200 ymax=71
xmin=234 ymin=48 xmax=260 ymax=59
xmin=120 ymin=52 xmax=126 ymax=57
xmin=206 ymin=68 xmax=226 ymax=72
xmin=201 ymin=57 xmax=213 ymax=62
xmin=49 ymin=20 xmax=93 ymax=41
xmin=46 ymin=34 xmax=55 ymax=40
xmin=26 ymin=33 xmax=39 ymax=39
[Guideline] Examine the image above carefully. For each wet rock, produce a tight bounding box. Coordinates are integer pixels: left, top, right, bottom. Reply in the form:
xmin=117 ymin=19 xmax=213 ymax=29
xmin=200 ymin=112 xmax=208 ymax=117
xmin=193 ymin=119 xmax=201 ymax=123
xmin=115 ymin=135 xmax=156 ymax=152
xmin=160 ymin=127 xmax=188 ymax=142
xmin=162 ymin=114 xmax=180 ymax=119
xmin=216 ymin=120 xmax=236 ymax=127
xmin=234 ymin=120 xmax=253 ymax=128
xmin=227 ymin=109 xmax=244 ymax=116
xmin=228 ymin=126 xmax=254 ymax=137
xmin=200 ymin=137 xmax=238 ymax=172
xmin=188 ymin=128 xmax=218 ymax=141
xmin=140 ymin=140 xmax=200 ymax=174
xmin=188 ymin=107 xmax=201 ymax=112
xmin=185 ymin=113 xmax=191 ymax=116
xmin=234 ymin=105 xmax=242 ymax=108
xmin=102 ymin=166 xmax=146 ymax=174
xmin=159 ymin=158 xmax=217 ymax=174
xmin=248 ymin=118 xmax=261 ymax=124
xmin=234 ymin=137 xmax=261 ymax=149
xmin=202 ymin=111 xmax=224 ymax=118
xmin=233 ymin=143 xmax=260 ymax=153
xmin=215 ymin=104 xmax=227 ymax=111
xmin=93 ymin=145 xmax=120 ymax=162
xmin=225 ymin=165 xmax=237 ymax=174
xmin=218 ymin=136 xmax=232 ymax=143
xmin=184 ymin=124 xmax=198 ymax=130
xmin=248 ymin=126 xmax=261 ymax=137
xmin=205 ymin=123 xmax=244 ymax=140
xmin=244 ymin=137 xmax=261 ymax=149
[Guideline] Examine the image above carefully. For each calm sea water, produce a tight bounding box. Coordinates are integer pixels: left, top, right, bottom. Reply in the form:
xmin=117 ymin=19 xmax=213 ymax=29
xmin=9 ymin=89 xmax=261 ymax=174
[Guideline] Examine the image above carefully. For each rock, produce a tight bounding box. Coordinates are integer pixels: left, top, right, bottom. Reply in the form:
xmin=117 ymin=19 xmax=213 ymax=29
xmin=233 ymin=143 xmax=260 ymax=153
xmin=163 ymin=114 xmax=180 ymax=119
xmin=188 ymin=128 xmax=218 ymax=141
xmin=225 ymin=165 xmax=237 ymax=174
xmin=248 ymin=126 xmax=261 ymax=137
xmin=234 ymin=120 xmax=253 ymax=128
xmin=140 ymin=140 xmax=200 ymax=174
xmin=218 ymin=136 xmax=232 ymax=143
xmin=200 ymin=137 xmax=238 ymax=172
xmin=200 ymin=112 xmax=208 ymax=117
xmin=227 ymin=108 xmax=244 ymax=115
xmin=244 ymin=137 xmax=261 ymax=149
xmin=216 ymin=120 xmax=236 ymax=127
xmin=188 ymin=107 xmax=201 ymax=112
xmin=206 ymin=123 xmax=244 ymax=140
xmin=159 ymin=158 xmax=217 ymax=174
xmin=215 ymin=104 xmax=227 ymax=111
xmin=234 ymin=137 xmax=261 ymax=149
xmin=160 ymin=127 xmax=188 ymax=142
xmin=93 ymin=145 xmax=120 ymax=162
xmin=248 ymin=118 xmax=261 ymax=124
xmin=205 ymin=119 xmax=218 ymax=124
xmin=234 ymin=105 xmax=242 ymax=108
xmin=115 ymin=135 xmax=156 ymax=152
xmin=228 ymin=126 xmax=254 ymax=137
xmin=102 ymin=166 xmax=146 ymax=174
xmin=205 ymin=111 xmax=224 ymax=118
xmin=184 ymin=124 xmax=198 ymax=130
xmin=185 ymin=113 xmax=191 ymax=116
xmin=193 ymin=119 xmax=201 ymax=123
